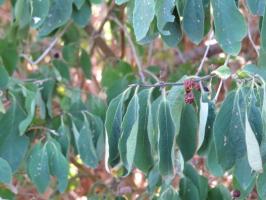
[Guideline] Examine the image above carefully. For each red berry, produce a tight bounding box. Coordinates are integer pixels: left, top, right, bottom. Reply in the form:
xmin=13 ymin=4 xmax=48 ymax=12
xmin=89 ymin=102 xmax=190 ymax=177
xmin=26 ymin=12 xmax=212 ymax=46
xmin=184 ymin=79 xmax=194 ymax=93
xmin=231 ymin=189 xmax=241 ymax=198
xmin=184 ymin=92 xmax=194 ymax=104
xmin=193 ymin=81 xmax=201 ymax=91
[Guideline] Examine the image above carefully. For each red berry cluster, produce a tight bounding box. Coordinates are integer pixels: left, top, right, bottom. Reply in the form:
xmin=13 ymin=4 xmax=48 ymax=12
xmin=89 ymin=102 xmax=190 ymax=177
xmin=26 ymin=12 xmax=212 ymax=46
xmin=183 ymin=79 xmax=200 ymax=104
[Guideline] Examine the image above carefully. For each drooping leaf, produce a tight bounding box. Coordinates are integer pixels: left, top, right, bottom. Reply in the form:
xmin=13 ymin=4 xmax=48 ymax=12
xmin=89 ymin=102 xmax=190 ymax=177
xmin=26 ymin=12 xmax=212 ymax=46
xmin=27 ymin=143 xmax=50 ymax=193
xmin=158 ymin=97 xmax=176 ymax=176
xmin=245 ymin=111 xmax=263 ymax=172
xmin=119 ymin=89 xmax=139 ymax=172
xmin=105 ymin=89 xmax=131 ymax=167
xmin=0 ymin=99 xmax=29 ymax=172
xmin=206 ymin=142 xmax=224 ymax=176
xmin=177 ymin=104 xmax=198 ymax=161
xmin=197 ymin=97 xmax=209 ymax=150
xmin=0 ymin=157 xmax=12 ymax=184
xmin=213 ymin=90 xmax=246 ymax=170
xmin=0 ymin=40 xmax=18 ymax=74
xmin=19 ymin=84 xmax=37 ymax=135
xmin=14 ymin=0 xmax=31 ymax=28
xmin=211 ymin=0 xmax=247 ymax=55
xmin=134 ymin=89 xmax=154 ymax=173
xmin=78 ymin=114 xmax=99 ymax=168
xmin=155 ymin=0 xmax=175 ymax=35
xmin=133 ymin=0 xmax=155 ymax=41
xmin=46 ymin=139 xmax=69 ymax=192
xmin=183 ymin=0 xmax=205 ymax=44
xmin=74 ymin=0 xmax=85 ymax=9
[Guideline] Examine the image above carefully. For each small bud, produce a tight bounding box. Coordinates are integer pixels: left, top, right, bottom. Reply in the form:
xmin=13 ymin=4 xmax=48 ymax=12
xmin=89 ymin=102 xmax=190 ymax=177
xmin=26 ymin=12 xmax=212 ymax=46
xmin=53 ymin=52 xmax=60 ymax=59
xmin=184 ymin=79 xmax=194 ymax=93
xmin=231 ymin=189 xmax=241 ymax=198
xmin=184 ymin=92 xmax=194 ymax=104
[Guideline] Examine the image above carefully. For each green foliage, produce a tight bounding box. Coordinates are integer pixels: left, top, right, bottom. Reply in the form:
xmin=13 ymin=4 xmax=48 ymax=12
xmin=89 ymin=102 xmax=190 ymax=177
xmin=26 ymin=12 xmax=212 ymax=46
xmin=1 ymin=0 xmax=266 ymax=198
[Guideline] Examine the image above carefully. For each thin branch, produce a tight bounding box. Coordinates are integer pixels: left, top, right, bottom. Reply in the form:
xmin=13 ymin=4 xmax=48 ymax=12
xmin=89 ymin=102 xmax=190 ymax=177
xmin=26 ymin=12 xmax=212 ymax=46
xmin=109 ymin=16 xmax=146 ymax=82
xmin=129 ymin=74 xmax=215 ymax=88
xmin=21 ymin=23 xmax=71 ymax=65
xmin=247 ymin=22 xmax=260 ymax=56
xmin=196 ymin=31 xmax=214 ymax=76
xmin=213 ymin=80 xmax=223 ymax=103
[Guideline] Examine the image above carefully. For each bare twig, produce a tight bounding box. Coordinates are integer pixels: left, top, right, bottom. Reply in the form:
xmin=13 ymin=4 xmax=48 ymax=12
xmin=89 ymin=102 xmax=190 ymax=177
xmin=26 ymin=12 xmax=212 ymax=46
xmin=196 ymin=31 xmax=214 ymax=75
xmin=109 ymin=16 xmax=146 ymax=82
xmin=21 ymin=23 xmax=71 ymax=65
xmin=129 ymin=74 xmax=215 ymax=88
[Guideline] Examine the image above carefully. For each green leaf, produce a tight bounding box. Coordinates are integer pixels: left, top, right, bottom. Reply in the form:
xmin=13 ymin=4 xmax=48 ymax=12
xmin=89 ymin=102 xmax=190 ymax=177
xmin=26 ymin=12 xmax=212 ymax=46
xmin=207 ymin=185 xmax=231 ymax=200
xmin=183 ymin=0 xmax=204 ymax=44
xmin=46 ymin=139 xmax=69 ymax=192
xmin=214 ymin=90 xmax=247 ymax=170
xmin=257 ymin=166 xmax=266 ymax=200
xmin=159 ymin=186 xmax=180 ymax=200
xmin=0 ymin=40 xmax=18 ymax=74
xmin=161 ymin=11 xmax=182 ymax=47
xmin=27 ymin=143 xmax=50 ymax=193
xmin=0 ymin=66 xmax=9 ymax=89
xmin=177 ymin=104 xmax=198 ymax=161
xmin=53 ymin=60 xmax=70 ymax=80
xmin=30 ymin=0 xmax=50 ymax=28
xmin=105 ymin=89 xmax=131 ymax=167
xmin=119 ymin=89 xmax=139 ymax=171
xmin=246 ymin=0 xmax=266 ymax=16
xmin=80 ymin=49 xmax=92 ymax=79
xmin=15 ymin=0 xmax=31 ymax=28
xmin=167 ymin=83 xmax=184 ymax=137
xmin=245 ymin=111 xmax=263 ymax=172
xmin=211 ymin=0 xmax=247 ymax=55
xmin=0 ymin=99 xmax=29 ymax=172
xmin=206 ymin=142 xmax=224 ymax=176
xmin=78 ymin=114 xmax=99 ymax=168
xmin=261 ymin=9 xmax=266 ymax=51
xmin=62 ymin=43 xmax=79 ymax=65
xmin=0 ymin=157 xmax=12 ymax=184
xmin=234 ymin=156 xmax=256 ymax=197
xmin=72 ymin=2 xmax=91 ymax=27
xmin=90 ymin=0 xmax=103 ymax=4
xmin=74 ymin=0 xmax=85 ymax=9
xmin=179 ymin=177 xmax=200 ymax=200
xmin=38 ymin=0 xmax=72 ymax=36
xmin=158 ymin=97 xmax=176 ymax=176
xmin=197 ymin=97 xmax=209 ymax=150
xmin=19 ymin=85 xmax=37 ymax=135
xmin=148 ymin=96 xmax=161 ymax=154
xmin=211 ymin=65 xmax=231 ymax=80
xmin=134 ymin=89 xmax=154 ymax=173
xmin=155 ymin=0 xmax=175 ymax=35
xmin=115 ymin=0 xmax=129 ymax=5
xmin=183 ymin=164 xmax=208 ymax=200
xmin=133 ymin=0 xmax=155 ymax=41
